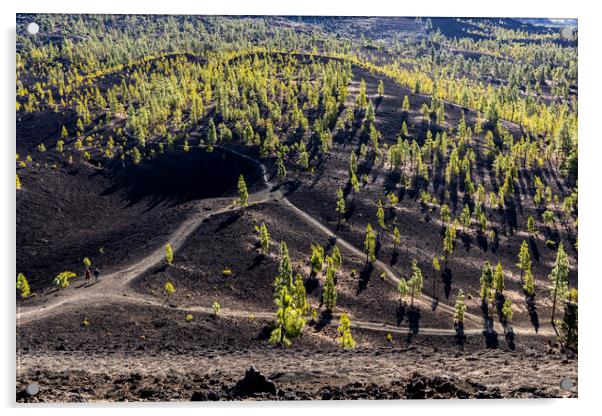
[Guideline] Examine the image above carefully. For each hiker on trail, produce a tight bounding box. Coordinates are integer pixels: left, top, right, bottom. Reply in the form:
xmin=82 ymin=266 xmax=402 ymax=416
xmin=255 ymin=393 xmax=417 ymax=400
xmin=84 ymin=268 xmax=91 ymax=285
xmin=93 ymin=268 xmax=100 ymax=282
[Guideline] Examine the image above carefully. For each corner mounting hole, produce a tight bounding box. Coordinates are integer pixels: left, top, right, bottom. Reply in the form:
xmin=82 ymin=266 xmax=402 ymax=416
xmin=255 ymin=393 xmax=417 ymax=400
xmin=27 ymin=22 xmax=39 ymax=35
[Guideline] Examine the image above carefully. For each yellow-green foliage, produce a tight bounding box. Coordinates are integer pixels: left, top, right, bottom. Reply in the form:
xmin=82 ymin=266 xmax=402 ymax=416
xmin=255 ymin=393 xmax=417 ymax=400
xmin=165 ymin=243 xmax=173 ymax=265
xmin=164 ymin=281 xmax=175 ymax=296
xmin=16 ymin=273 xmax=30 ymax=298
xmin=222 ymin=268 xmax=232 ymax=277
xmin=54 ymin=271 xmax=76 ymax=289
xmin=337 ymin=313 xmax=356 ymax=349
xmin=83 ymin=257 xmax=91 ymax=268
xmin=185 ymin=313 xmax=193 ymax=322
xmin=212 ymin=300 xmax=221 ymax=315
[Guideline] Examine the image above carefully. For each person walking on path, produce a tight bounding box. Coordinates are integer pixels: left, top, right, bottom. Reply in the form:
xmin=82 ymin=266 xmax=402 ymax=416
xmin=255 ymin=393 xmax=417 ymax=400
xmin=84 ymin=267 xmax=91 ymax=286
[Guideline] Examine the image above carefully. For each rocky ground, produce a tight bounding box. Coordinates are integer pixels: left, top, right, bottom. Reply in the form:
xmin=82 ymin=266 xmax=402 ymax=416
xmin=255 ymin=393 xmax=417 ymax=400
xmin=16 ymin=344 xmax=577 ymax=402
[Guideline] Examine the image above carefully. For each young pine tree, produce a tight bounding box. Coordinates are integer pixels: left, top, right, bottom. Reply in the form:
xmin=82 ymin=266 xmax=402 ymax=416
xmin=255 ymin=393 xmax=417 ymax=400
xmin=237 ymin=175 xmax=249 ymax=208
xmin=165 ymin=244 xmax=174 ymax=266
xmin=376 ymin=199 xmax=386 ymax=240
xmin=377 ymin=79 xmax=384 ymax=97
xmin=443 ymin=225 xmax=454 ymax=268
xmin=337 ymin=313 xmax=356 ymax=349
xmin=16 ymin=273 xmax=30 ymax=299
xmin=398 ymin=276 xmax=409 ymax=305
xmin=364 ymin=224 xmax=376 ymax=265
xmin=258 ymin=223 xmax=270 ymax=254
xmin=402 ymin=95 xmax=410 ymax=112
xmin=453 ymin=289 xmax=466 ymax=324
xmin=54 ymin=271 xmax=76 ymax=289
xmin=527 ymin=216 xmax=536 ymax=236
xmin=549 ymin=243 xmax=570 ymax=327
xmin=310 ymin=244 xmax=325 ymax=275
xmin=331 ymin=245 xmax=343 ymax=271
xmin=335 ymin=188 xmax=346 ymax=227
xmin=523 ymin=269 xmax=536 ymax=297
xmin=164 ymin=281 xmax=175 ymax=303
xmin=502 ymin=299 xmax=513 ymax=324
xmin=493 ymin=262 xmax=505 ymax=296
xmin=479 ymin=261 xmax=494 ymax=302
xmin=409 ymin=259 xmax=423 ymax=308
xmin=270 ymin=242 xmax=306 ymax=346
xmin=517 ymin=240 xmax=532 ymax=284
xmin=322 ymin=263 xmax=338 ymax=312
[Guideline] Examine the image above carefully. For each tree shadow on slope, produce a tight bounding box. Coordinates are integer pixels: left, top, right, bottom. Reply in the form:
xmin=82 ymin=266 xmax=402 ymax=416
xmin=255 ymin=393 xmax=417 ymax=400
xmin=357 ymin=263 xmax=374 ymax=295
xmin=314 ymin=310 xmax=333 ymax=332
xmin=526 ymin=295 xmax=540 ymax=333
xmin=481 ymin=301 xmax=499 ymax=349
xmin=442 ymin=268 xmax=453 ymax=300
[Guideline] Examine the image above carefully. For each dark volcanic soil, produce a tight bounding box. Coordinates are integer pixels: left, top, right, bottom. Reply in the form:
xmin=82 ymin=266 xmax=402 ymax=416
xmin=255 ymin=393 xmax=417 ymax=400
xmin=284 ymin=64 xmax=577 ymax=329
xmin=16 ymin=147 xmax=262 ymax=293
xmin=16 ymin=53 xmax=578 ymax=402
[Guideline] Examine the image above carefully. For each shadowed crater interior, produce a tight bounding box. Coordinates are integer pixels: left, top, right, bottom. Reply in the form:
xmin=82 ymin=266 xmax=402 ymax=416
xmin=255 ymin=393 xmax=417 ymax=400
xmin=102 ymin=147 xmax=264 ymax=207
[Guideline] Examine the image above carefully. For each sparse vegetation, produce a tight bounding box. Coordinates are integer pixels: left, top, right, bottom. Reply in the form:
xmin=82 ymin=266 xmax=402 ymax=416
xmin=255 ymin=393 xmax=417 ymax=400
xmin=15 ymin=14 xmax=578 ymax=400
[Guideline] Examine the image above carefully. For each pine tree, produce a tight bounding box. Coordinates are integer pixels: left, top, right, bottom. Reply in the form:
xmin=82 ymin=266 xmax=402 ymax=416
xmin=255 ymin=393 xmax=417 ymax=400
xmin=310 ymin=244 xmax=325 ymax=275
xmin=293 ymin=272 xmax=308 ymax=315
xmin=258 ymin=223 xmax=270 ymax=254
xmin=527 ymin=216 xmax=536 ymax=235
xmin=16 ymin=174 xmax=22 ymax=190
xmin=409 ymin=259 xmax=423 ymax=307
xmin=480 ymin=261 xmax=494 ymax=302
xmin=402 ymin=95 xmax=410 ymax=112
xmin=357 ymin=79 xmax=367 ymax=109
xmin=377 ymin=79 xmax=384 ymax=97
xmin=549 ymin=243 xmax=570 ymax=327
xmin=322 ymin=263 xmax=338 ymax=311
xmin=493 ymin=262 xmax=505 ymax=295
xmin=206 ymin=118 xmax=217 ymax=146
xmin=376 ymin=199 xmax=386 ymax=240
xmin=161 ymin=243 xmax=172 ymax=266
xmin=440 ymin=204 xmax=451 ymax=225
xmin=16 ymin=273 xmax=31 ymax=299
xmin=277 ymin=155 xmax=287 ymax=179
xmin=212 ymin=300 xmax=221 ymax=315
xmin=523 ymin=269 xmax=535 ymax=297
xmin=517 ymin=240 xmax=531 ymax=283
xmin=460 ymin=204 xmax=471 ymax=229
xmin=560 ymin=288 xmax=578 ymax=351
xmin=453 ymin=289 xmax=466 ymax=324
xmin=275 ymin=242 xmax=293 ymax=295
xmin=131 ymin=147 xmax=142 ymax=164
xmin=237 ymin=174 xmax=249 ymax=208
xmin=270 ymin=242 xmax=306 ymax=346
xmin=502 ymin=299 xmax=513 ymax=324
xmin=298 ymin=143 xmax=309 ymax=170
xmin=331 ymin=245 xmax=343 ymax=270
xmin=364 ymin=223 xmax=376 ymax=265
xmin=54 ymin=271 xmax=76 ymax=289
xmin=337 ymin=313 xmax=356 ymax=349
xmin=443 ymin=225 xmax=454 ymax=268
xmin=336 ymin=188 xmax=346 ymax=227
xmin=164 ymin=281 xmax=175 ymax=302
xmin=397 ymin=276 xmax=409 ymax=304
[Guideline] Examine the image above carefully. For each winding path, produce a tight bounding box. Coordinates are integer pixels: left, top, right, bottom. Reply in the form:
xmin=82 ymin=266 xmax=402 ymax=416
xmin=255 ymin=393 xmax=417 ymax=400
xmin=18 ymin=146 xmax=555 ymax=340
